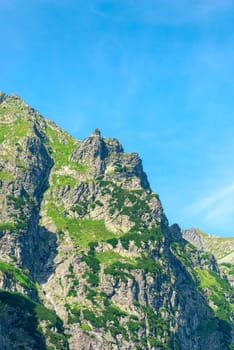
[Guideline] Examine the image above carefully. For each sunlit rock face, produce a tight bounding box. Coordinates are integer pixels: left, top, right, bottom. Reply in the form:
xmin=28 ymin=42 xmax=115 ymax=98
xmin=0 ymin=93 xmax=233 ymax=350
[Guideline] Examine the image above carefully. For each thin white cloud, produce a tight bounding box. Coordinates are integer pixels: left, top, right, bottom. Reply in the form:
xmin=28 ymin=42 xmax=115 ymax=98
xmin=184 ymin=183 xmax=234 ymax=233
xmin=203 ymin=198 xmax=234 ymax=232
xmin=188 ymin=183 xmax=234 ymax=214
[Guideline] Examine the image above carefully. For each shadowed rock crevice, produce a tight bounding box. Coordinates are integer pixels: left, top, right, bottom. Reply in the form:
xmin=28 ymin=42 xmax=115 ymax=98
xmin=0 ymin=292 xmax=47 ymax=350
xmin=33 ymin=226 xmax=58 ymax=284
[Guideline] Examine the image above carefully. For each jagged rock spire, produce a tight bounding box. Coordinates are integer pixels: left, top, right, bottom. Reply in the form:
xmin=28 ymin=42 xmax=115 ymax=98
xmin=92 ymin=128 xmax=101 ymax=137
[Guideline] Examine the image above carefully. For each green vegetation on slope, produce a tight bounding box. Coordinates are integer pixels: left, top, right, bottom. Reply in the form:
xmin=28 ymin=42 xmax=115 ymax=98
xmin=0 ymin=117 xmax=29 ymax=142
xmin=0 ymin=170 xmax=14 ymax=181
xmin=96 ymin=250 xmax=127 ymax=264
xmin=196 ymin=269 xmax=234 ymax=322
xmin=47 ymin=202 xmax=117 ymax=249
xmin=0 ymin=260 xmax=35 ymax=290
xmin=45 ymin=123 xmax=86 ymax=172
xmin=0 ymin=222 xmax=17 ymax=233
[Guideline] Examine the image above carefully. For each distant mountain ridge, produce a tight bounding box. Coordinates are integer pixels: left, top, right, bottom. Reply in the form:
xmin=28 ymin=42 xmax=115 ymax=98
xmin=0 ymin=92 xmax=233 ymax=349
xmin=182 ymin=228 xmax=234 ymax=286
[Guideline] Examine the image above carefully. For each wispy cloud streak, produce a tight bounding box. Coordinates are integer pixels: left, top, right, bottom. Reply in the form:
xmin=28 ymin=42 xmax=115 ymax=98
xmin=187 ymin=183 xmax=234 ymax=230
xmin=189 ymin=183 xmax=234 ymax=213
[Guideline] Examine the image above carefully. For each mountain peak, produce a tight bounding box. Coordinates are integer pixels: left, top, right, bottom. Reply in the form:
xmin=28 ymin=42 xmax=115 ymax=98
xmin=0 ymin=92 xmax=32 ymax=111
xmin=91 ymin=128 xmax=101 ymax=137
xmin=0 ymin=92 xmax=23 ymax=101
xmin=0 ymin=93 xmax=233 ymax=350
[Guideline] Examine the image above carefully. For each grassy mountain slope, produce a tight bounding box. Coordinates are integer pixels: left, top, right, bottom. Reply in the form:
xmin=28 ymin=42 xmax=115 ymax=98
xmin=182 ymin=228 xmax=234 ymax=287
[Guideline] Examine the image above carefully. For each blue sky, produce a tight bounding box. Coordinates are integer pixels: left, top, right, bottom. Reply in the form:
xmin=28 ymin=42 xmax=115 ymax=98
xmin=1 ymin=0 xmax=234 ymax=236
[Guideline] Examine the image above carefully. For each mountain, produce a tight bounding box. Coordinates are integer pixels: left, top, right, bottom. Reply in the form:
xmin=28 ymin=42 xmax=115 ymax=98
xmin=182 ymin=228 xmax=234 ymax=287
xmin=0 ymin=92 xmax=233 ymax=350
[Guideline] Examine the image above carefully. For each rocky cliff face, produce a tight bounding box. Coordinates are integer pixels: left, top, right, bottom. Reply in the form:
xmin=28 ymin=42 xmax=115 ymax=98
xmin=0 ymin=92 xmax=233 ymax=350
